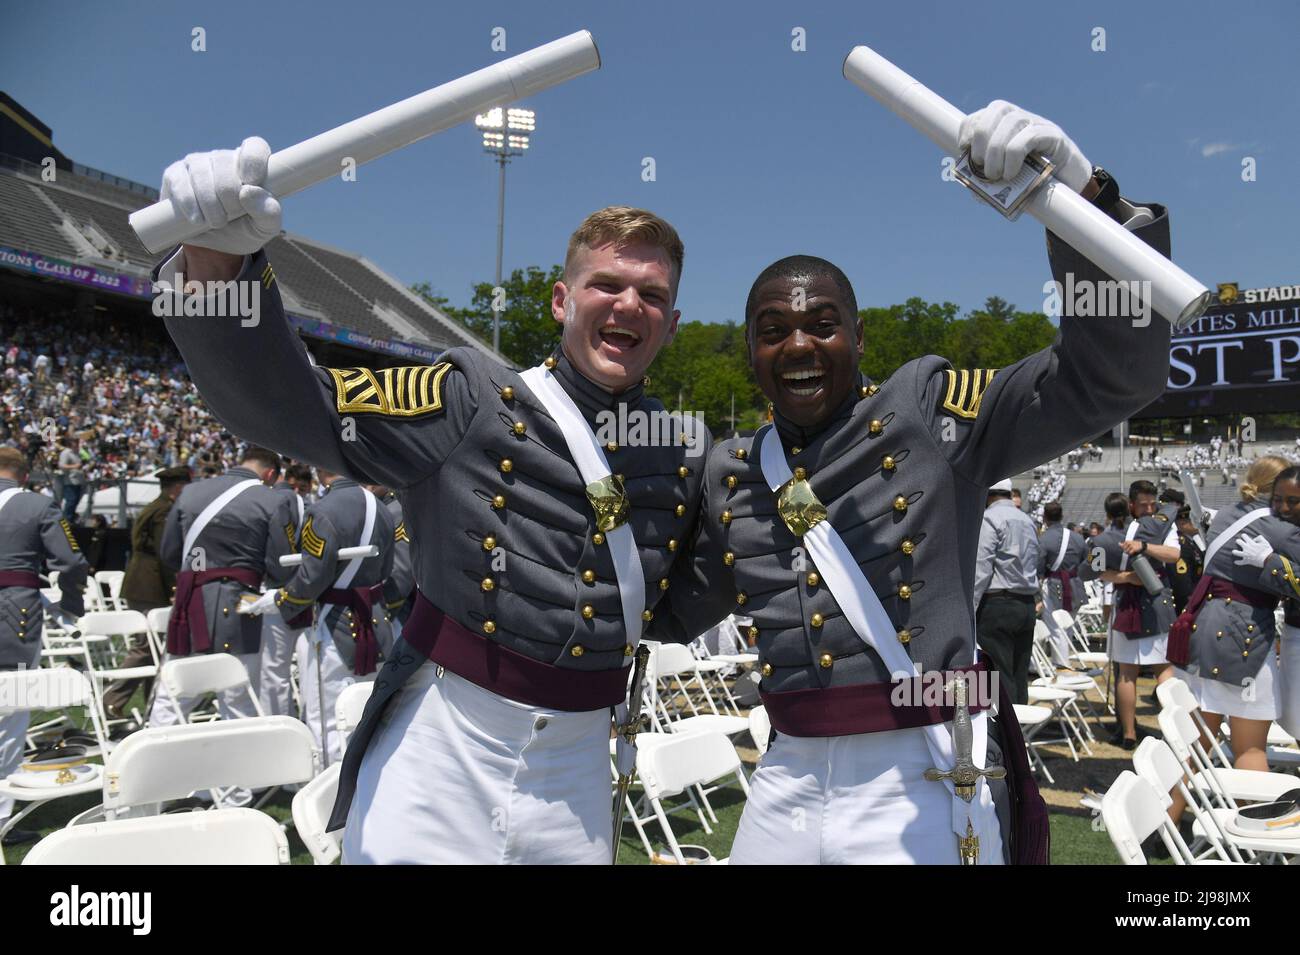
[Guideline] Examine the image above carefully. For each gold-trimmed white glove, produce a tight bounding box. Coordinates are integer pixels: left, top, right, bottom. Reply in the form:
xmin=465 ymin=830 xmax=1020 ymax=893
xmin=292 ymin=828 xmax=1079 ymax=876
xmin=958 ymin=100 xmax=1093 ymax=193
xmin=160 ymin=136 xmax=282 ymax=254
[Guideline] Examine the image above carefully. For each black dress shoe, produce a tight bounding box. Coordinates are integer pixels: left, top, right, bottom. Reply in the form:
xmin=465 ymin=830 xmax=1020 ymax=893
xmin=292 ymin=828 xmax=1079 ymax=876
xmin=1121 ymin=737 xmax=1138 ymax=751
xmin=1 ymin=828 xmax=40 ymax=848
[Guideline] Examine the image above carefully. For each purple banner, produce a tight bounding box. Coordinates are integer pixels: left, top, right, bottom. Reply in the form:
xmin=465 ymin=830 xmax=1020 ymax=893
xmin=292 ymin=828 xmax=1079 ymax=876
xmin=0 ymin=244 xmax=152 ymax=297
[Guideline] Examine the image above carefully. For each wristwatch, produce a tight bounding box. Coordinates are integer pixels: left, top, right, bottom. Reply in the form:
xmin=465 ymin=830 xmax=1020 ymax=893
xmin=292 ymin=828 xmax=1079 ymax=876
xmin=1139 ymin=540 xmax=1149 ymax=555
xmin=1088 ymin=165 xmax=1121 ymax=216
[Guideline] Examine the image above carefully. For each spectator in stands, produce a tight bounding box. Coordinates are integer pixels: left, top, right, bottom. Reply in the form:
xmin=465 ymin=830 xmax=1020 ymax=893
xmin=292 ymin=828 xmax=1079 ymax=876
xmin=57 ymin=436 xmax=85 ymax=521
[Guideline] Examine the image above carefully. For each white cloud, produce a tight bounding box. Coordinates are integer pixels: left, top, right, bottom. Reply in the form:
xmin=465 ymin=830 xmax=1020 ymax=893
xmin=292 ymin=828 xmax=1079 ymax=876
xmin=1200 ymin=141 xmax=1242 ymax=157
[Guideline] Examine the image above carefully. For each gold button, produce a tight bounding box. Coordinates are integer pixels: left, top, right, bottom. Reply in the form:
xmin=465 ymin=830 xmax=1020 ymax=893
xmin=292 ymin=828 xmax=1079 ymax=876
xmin=1192 ymin=624 xmax=1197 ymax=631
xmin=1245 ymin=638 xmax=1252 ymax=646
xmin=807 ymin=572 xmax=820 ymax=587
xmin=819 ymin=653 xmax=833 ymax=669
xmin=747 ymin=626 xmax=759 ymax=640
xmin=897 ymin=628 xmax=912 ymax=645
xmin=624 ymin=644 xmax=634 ymax=656
xmin=483 ymin=620 xmax=497 ymax=634
xmin=761 ymin=663 xmax=773 ymax=677
xmin=900 ymin=538 xmax=915 ymax=555
xmin=570 ymin=644 xmax=585 ymax=657
xmin=642 ymin=609 xmax=654 ymax=622
xmin=811 ymin=612 xmax=824 ymax=628
xmin=492 ymin=494 xmax=506 ymax=510
xmin=582 ymin=605 xmax=594 ymax=619
xmin=867 ymin=384 xmax=880 ymax=396
xmin=678 ymin=466 xmax=689 ymax=478
xmin=792 ymin=446 xmax=802 ymax=456
xmin=882 ymin=455 xmax=896 ymax=471
xmin=869 ymin=419 xmax=883 ymax=435
xmin=736 ymin=448 xmax=748 ymax=460
xmin=499 ymin=458 xmax=513 ymax=473
xmin=500 ymin=385 xmax=514 ymax=401
xmin=723 ymin=552 xmax=735 ymax=566
xmin=736 ymin=591 xmax=747 ymax=605
xmin=513 ymin=421 xmax=526 ymax=435
xmin=593 ymin=532 xmax=605 ymax=545
xmin=544 ymin=356 xmax=556 ymax=369
xmin=1247 ymin=624 xmax=1255 ymax=632
xmin=222 ymin=607 xmax=229 ymax=616
xmin=1211 ymin=666 xmax=1219 ymax=676
xmin=721 ymin=510 xmax=732 ymax=525
xmin=725 ymin=475 xmax=737 ymax=489
xmin=893 ymin=495 xmax=908 ymax=513
xmin=659 ymin=578 xmax=669 ymax=591
xmin=483 ymin=535 xmax=496 ymax=551
xmin=1217 ymin=631 xmax=1223 ymax=637
xmin=898 ymin=584 xmax=912 ymax=600
xmin=481 ymin=578 xmax=495 ymax=592
xmin=793 ymin=466 xmax=807 ymax=481
xmin=667 ymin=539 xmax=678 ymax=552
xmin=1242 ymin=651 xmax=1249 ymax=659
xmin=1225 ymin=597 xmax=1233 ymax=604
xmin=642 ymin=375 xmax=651 ymax=386
xmin=606 ymin=441 xmax=618 ymax=453
xmin=675 ymin=504 xmax=686 ymax=518
xmin=859 ymin=385 xmax=870 ymax=398
xmin=582 ymin=569 xmax=595 ymax=584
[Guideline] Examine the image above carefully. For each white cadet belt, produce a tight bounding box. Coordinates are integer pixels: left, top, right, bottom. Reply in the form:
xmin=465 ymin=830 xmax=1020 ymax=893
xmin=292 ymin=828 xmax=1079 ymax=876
xmin=520 ymin=364 xmax=646 ymax=778
xmin=519 ymin=366 xmax=645 ymax=654
xmin=181 ymin=478 xmax=263 ymax=570
xmin=756 ymin=425 xmax=997 ymax=850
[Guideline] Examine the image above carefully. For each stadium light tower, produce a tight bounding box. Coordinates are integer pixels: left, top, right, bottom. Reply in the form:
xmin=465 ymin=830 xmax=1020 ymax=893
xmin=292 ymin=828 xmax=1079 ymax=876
xmin=475 ymin=106 xmax=535 ymax=355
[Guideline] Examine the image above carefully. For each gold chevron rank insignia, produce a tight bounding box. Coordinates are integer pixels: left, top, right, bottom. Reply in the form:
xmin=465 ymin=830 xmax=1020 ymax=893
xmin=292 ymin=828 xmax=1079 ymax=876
xmin=299 ymin=516 xmax=327 ymax=559
xmin=941 ymin=368 xmax=998 ymax=420
xmin=394 ymin=522 xmax=409 ymax=543
xmin=59 ymin=518 xmax=80 ymax=551
xmin=285 ymin=522 xmax=298 ymax=551
xmin=326 ymin=363 xmax=452 ymax=418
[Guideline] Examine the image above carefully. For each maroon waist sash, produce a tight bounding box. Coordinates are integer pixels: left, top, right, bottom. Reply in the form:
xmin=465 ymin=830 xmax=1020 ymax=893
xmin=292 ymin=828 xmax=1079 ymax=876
xmin=760 ymin=662 xmax=990 ymax=738
xmin=320 ymin=584 xmax=383 ymax=677
xmin=1045 ymin=569 xmax=1074 ymax=614
xmin=1167 ymin=575 xmax=1279 ymax=666
xmin=166 ymin=567 xmax=261 ymax=656
xmin=402 ymin=591 xmax=629 ymax=712
xmin=0 ymin=571 xmax=42 ymax=589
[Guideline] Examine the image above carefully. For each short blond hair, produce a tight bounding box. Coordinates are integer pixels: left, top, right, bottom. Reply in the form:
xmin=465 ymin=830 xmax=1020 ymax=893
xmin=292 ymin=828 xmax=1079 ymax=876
xmin=0 ymin=446 xmax=28 ymax=477
xmin=1241 ymin=454 xmax=1292 ymax=503
xmin=564 ymin=206 xmax=685 ymax=293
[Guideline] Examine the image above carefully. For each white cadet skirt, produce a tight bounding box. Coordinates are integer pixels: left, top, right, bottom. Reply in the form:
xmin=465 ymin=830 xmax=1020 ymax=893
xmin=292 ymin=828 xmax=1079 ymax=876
xmin=1108 ymin=627 xmax=1168 ymax=666
xmin=1194 ymin=646 xmax=1282 ymax=722
xmin=1280 ymin=624 xmax=1300 ymax=739
xmin=729 ymin=723 xmax=1006 ymax=865
xmin=342 ymin=659 xmax=612 ymax=865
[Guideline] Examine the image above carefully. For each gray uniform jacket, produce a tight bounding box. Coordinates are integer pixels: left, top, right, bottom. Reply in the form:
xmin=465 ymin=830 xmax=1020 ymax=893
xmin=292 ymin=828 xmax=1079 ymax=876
xmin=0 ymin=477 xmax=89 ymax=668
xmin=379 ymin=491 xmax=415 ymax=622
xmin=1037 ymin=523 xmax=1087 ymax=609
xmin=665 ymin=204 xmax=1175 ymax=697
xmin=1080 ymin=515 xmax=1177 ymax=636
xmin=973 ymin=500 xmax=1041 ymax=609
xmin=161 ymin=467 xmax=297 ymax=655
xmin=276 ymin=478 xmax=396 ymax=670
xmin=1187 ymin=501 xmax=1300 ymax=688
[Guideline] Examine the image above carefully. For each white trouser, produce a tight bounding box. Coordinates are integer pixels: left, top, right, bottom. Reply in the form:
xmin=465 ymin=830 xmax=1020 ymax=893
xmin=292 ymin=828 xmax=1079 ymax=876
xmin=729 ymin=723 xmax=1006 ymax=865
xmin=297 ymin=626 xmax=372 ymax=767
xmin=260 ymin=613 xmax=305 ymax=717
xmin=343 ymin=660 xmax=611 ymax=864
xmin=147 ymin=650 xmax=261 ymax=807
xmin=1280 ymin=625 xmax=1300 ymax=739
xmin=0 ymin=645 xmax=44 ymax=824
xmin=1040 ymin=588 xmax=1073 ymax=667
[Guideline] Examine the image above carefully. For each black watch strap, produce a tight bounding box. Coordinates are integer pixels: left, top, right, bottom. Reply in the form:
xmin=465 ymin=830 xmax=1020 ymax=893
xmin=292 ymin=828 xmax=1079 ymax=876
xmin=1089 ymin=165 xmax=1121 ymax=214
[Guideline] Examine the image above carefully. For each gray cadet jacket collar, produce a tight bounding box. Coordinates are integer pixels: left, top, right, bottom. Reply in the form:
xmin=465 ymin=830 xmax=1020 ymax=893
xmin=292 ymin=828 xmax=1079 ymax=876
xmin=772 ymin=373 xmax=873 ymax=448
xmin=0 ymin=477 xmax=18 ymax=491
xmin=550 ymin=349 xmax=646 ymax=426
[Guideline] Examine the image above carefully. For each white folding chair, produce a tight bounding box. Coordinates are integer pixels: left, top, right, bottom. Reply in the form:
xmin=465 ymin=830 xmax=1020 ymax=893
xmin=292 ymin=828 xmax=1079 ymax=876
xmin=748 ymin=704 xmax=771 ymax=757
xmin=93 ymin=571 xmax=127 ymax=611
xmin=1157 ymin=705 xmax=1297 ymax=806
xmin=1131 ymin=737 xmax=1243 ymax=863
xmin=154 ymin=653 xmax=264 ymax=725
xmin=24 ymin=807 xmax=290 ymax=865
xmin=292 ymin=762 xmax=343 ymax=865
xmin=335 ymin=681 xmax=374 ymax=749
xmin=637 ymin=730 xmax=751 ymax=864
xmin=1014 ymin=703 xmax=1056 ymax=784
xmin=0 ymin=667 xmax=107 ymax=865
xmin=96 ymin=715 xmax=318 ymax=819
xmin=1101 ymin=770 xmax=1241 ymax=865
xmin=77 ymin=611 xmax=158 ymax=733
xmin=651 ymin=642 xmax=722 ymax=718
xmin=1156 ymin=677 xmax=1235 ymax=770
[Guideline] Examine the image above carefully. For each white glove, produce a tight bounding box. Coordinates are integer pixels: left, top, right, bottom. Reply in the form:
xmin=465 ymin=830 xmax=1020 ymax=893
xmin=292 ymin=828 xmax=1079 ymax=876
xmin=160 ymin=136 xmax=282 ymax=254
xmin=1231 ymin=533 xmax=1273 ymax=569
xmin=237 ymin=589 xmax=280 ymax=616
xmin=957 ymin=100 xmax=1093 ymax=193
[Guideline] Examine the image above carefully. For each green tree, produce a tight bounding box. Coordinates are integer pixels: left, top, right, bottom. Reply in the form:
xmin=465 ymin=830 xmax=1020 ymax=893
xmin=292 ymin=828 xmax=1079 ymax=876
xmin=412 ymin=266 xmax=564 ymax=367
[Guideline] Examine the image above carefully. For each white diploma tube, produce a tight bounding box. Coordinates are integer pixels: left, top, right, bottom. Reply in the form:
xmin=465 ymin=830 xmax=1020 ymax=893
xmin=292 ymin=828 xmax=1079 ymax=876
xmin=842 ymin=45 xmax=1212 ymax=329
xmin=131 ymin=30 xmax=601 ymax=254
xmin=279 ymin=545 xmax=378 ymax=568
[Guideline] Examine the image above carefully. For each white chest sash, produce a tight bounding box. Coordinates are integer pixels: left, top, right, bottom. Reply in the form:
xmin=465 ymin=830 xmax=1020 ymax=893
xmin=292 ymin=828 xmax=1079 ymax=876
xmin=1051 ymin=527 xmax=1071 ymax=573
xmin=181 ymin=479 xmax=262 ymax=570
xmin=1204 ymin=507 xmax=1272 ymax=570
xmin=756 ymin=425 xmax=997 ymax=851
xmin=332 ymin=487 xmax=377 ymax=590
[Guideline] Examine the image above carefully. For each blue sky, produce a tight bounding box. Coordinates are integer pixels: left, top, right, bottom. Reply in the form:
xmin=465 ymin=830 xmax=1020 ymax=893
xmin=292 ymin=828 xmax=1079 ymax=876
xmin=4 ymin=0 xmax=1297 ymax=324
